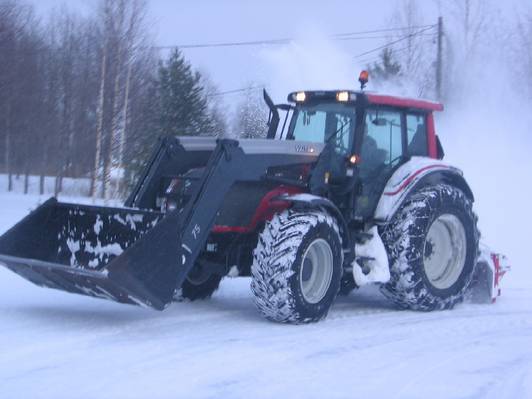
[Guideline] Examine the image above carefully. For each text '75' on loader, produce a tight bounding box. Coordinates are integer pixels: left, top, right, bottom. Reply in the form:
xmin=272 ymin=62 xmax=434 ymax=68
xmin=0 ymin=72 xmax=509 ymax=323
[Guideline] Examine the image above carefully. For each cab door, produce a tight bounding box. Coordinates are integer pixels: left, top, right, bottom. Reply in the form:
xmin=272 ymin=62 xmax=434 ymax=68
xmin=354 ymin=107 xmax=406 ymax=220
xmin=288 ymin=103 xmax=357 ymax=185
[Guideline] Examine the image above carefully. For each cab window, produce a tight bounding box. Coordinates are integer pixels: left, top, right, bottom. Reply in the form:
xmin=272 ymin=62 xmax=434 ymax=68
xmin=406 ymin=113 xmax=428 ymax=156
xmin=360 ymin=109 xmax=403 ymax=176
xmin=289 ymin=103 xmax=356 ymax=156
xmin=291 ymin=109 xmax=326 ymax=142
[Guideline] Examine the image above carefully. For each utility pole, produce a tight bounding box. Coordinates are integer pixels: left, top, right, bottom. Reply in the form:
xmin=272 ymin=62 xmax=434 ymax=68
xmin=436 ymin=16 xmax=443 ymax=101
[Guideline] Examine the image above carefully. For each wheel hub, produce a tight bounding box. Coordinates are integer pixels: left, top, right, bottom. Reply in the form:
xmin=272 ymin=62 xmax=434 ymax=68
xmin=424 ymin=239 xmax=435 ymax=259
xmin=299 ymin=239 xmax=334 ymax=304
xmin=186 ymin=264 xmax=211 ymax=285
xmin=301 ymin=259 xmax=314 ymax=281
xmin=423 ymin=214 xmax=467 ymax=290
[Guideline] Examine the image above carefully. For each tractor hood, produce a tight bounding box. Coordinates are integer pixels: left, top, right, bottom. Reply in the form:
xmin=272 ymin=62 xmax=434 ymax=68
xmin=177 ymin=137 xmax=324 ymax=157
xmin=126 ymin=136 xmax=324 ymax=210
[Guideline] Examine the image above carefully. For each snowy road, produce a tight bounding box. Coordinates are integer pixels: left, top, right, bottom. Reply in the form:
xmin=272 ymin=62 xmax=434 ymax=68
xmin=0 ymin=193 xmax=530 ymax=399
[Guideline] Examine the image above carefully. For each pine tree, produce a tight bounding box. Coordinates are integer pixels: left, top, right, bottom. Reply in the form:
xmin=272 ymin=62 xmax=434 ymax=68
xmin=122 ymin=49 xmax=218 ymax=192
xmin=157 ymin=49 xmax=211 ymax=136
xmin=368 ymin=48 xmax=401 ymax=83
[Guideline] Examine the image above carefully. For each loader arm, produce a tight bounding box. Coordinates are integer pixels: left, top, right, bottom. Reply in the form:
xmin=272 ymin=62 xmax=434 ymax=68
xmin=130 ymin=138 xmax=324 ymax=297
xmin=0 ymin=138 xmax=322 ymax=310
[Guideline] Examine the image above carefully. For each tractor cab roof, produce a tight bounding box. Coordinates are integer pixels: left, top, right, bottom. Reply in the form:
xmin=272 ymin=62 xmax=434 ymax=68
xmin=287 ymin=90 xmax=443 ymax=112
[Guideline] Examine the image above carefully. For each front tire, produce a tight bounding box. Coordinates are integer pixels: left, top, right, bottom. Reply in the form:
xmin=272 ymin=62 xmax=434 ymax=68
xmin=380 ymin=184 xmax=479 ymax=310
xmin=176 ymin=265 xmax=222 ymax=301
xmin=251 ymin=209 xmax=343 ymax=323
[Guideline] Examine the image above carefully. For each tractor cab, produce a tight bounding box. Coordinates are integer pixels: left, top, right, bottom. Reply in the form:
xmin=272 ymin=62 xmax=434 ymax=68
xmin=265 ymin=72 xmax=444 ymax=220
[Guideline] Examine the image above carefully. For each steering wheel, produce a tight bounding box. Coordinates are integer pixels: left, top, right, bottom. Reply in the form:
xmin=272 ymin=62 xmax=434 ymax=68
xmin=364 ymin=156 xmax=403 ymax=181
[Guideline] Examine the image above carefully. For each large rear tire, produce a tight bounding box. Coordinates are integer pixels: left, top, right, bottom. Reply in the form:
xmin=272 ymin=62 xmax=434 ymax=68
xmin=380 ymin=184 xmax=479 ymax=310
xmin=251 ymin=209 xmax=343 ymax=324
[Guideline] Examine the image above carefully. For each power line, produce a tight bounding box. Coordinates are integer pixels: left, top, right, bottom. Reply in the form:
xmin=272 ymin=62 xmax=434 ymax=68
xmin=354 ymin=25 xmax=436 ymax=58
xmin=155 ymin=24 xmax=437 ymax=50
xmin=333 ymin=24 xmax=435 ymax=37
xmin=337 ymin=34 xmax=425 ymax=42
xmin=357 ymin=36 xmax=437 ymax=65
xmin=207 ymin=86 xmax=264 ymax=98
xmin=155 ymin=39 xmax=290 ymax=50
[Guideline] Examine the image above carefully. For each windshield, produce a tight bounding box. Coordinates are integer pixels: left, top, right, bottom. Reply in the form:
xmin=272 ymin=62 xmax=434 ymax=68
xmin=287 ymin=103 xmax=356 ymax=156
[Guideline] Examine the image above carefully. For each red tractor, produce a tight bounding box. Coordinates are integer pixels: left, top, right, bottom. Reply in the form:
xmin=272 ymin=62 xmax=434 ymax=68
xmin=0 ymin=73 xmax=509 ymax=323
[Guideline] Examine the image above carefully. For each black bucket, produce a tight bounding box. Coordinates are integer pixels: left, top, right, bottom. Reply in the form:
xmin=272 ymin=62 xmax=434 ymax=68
xmin=0 ymin=198 xmax=182 ymax=309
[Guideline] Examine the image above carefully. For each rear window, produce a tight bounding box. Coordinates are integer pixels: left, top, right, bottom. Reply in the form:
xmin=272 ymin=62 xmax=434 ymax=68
xmin=406 ymin=114 xmax=428 ymax=156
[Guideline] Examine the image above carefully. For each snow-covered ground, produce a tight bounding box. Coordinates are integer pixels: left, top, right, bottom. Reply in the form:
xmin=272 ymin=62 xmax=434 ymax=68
xmin=0 ymin=192 xmax=530 ymax=399
xmin=0 ymin=173 xmax=124 ymax=199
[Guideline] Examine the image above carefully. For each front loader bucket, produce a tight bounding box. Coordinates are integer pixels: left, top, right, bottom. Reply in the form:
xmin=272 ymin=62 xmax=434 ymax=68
xmin=0 ymin=198 xmax=183 ymax=310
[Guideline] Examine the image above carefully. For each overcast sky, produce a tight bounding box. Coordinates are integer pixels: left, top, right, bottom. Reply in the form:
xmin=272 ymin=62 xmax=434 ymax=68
xmin=26 ymin=0 xmax=527 ymax=104
xmin=23 ymin=1 xmax=439 ymax=100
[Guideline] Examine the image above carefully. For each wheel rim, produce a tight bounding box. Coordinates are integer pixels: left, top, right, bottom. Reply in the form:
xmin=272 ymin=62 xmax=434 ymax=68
xmin=299 ymin=238 xmax=334 ymax=304
xmin=423 ymin=214 xmax=467 ymax=290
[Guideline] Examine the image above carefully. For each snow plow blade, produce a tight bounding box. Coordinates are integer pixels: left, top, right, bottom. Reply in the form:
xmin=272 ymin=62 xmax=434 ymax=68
xmin=0 ymin=198 xmax=182 ymax=310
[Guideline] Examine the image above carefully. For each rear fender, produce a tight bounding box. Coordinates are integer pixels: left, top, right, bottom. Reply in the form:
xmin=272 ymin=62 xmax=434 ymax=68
xmin=374 ymin=157 xmax=473 ymax=223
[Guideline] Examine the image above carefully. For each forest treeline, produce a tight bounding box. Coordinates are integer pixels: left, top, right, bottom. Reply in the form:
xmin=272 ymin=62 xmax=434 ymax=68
xmin=0 ymin=0 xmax=232 ymax=198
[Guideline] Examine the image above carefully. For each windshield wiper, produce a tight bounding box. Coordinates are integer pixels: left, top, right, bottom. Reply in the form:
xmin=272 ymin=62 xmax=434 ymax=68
xmin=325 ymin=119 xmax=350 ymax=144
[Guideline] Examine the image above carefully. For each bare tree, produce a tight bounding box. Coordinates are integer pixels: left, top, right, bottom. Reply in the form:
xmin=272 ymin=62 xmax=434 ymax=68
xmin=392 ymin=1 xmax=426 ymax=74
xmin=437 ymin=0 xmax=496 ymax=99
xmin=92 ymin=0 xmax=150 ymax=201
xmin=0 ymin=1 xmax=44 ymax=192
xmin=51 ymin=10 xmax=78 ymax=195
xmin=444 ymin=0 xmax=490 ymax=59
xmin=0 ymin=1 xmax=19 ymax=191
xmin=389 ymin=0 xmax=435 ymax=97
xmin=516 ymin=11 xmax=532 ymax=100
xmin=91 ymin=21 xmax=108 ymax=199
xmin=40 ymin=6 xmax=100 ymax=198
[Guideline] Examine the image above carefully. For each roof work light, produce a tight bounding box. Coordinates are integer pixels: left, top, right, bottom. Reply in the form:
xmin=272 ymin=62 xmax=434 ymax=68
xmin=295 ymin=92 xmax=306 ymax=102
xmin=336 ymin=91 xmax=350 ymax=102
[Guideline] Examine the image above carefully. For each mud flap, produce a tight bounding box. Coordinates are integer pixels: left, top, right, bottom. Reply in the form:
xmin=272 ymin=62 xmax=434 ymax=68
xmin=0 ymin=198 xmax=186 ymax=310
